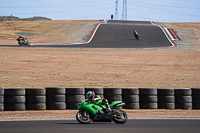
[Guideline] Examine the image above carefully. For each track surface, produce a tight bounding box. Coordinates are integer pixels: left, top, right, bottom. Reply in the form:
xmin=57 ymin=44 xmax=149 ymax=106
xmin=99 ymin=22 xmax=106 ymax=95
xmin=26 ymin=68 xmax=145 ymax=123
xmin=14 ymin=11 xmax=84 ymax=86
xmin=0 ymin=119 xmax=200 ymax=133
xmin=87 ymin=20 xmax=173 ymax=48
xmin=0 ymin=20 xmax=174 ymax=48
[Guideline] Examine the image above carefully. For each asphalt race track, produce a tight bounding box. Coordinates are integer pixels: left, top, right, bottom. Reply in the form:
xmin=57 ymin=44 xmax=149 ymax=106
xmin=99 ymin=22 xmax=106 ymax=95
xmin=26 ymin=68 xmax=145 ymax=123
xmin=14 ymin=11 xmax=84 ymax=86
xmin=88 ymin=20 xmax=174 ymax=48
xmin=0 ymin=20 xmax=174 ymax=49
xmin=0 ymin=119 xmax=200 ymax=133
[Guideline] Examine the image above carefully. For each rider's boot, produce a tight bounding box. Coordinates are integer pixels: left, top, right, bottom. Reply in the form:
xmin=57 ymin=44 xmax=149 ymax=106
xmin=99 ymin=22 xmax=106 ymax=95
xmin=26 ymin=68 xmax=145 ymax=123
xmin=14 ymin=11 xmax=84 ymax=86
xmin=94 ymin=110 xmax=105 ymax=120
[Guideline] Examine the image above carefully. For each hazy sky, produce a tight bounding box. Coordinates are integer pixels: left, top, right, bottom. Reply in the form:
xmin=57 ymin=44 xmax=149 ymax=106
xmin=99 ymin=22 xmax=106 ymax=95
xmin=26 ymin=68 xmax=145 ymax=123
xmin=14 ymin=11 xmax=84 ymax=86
xmin=0 ymin=0 xmax=200 ymax=22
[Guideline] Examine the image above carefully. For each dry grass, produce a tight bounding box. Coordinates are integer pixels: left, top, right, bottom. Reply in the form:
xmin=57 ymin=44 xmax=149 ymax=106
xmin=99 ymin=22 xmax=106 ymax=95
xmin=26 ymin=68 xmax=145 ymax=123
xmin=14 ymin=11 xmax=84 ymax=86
xmin=0 ymin=21 xmax=199 ymax=88
xmin=0 ymin=20 xmax=99 ymax=45
xmin=0 ymin=47 xmax=199 ymax=88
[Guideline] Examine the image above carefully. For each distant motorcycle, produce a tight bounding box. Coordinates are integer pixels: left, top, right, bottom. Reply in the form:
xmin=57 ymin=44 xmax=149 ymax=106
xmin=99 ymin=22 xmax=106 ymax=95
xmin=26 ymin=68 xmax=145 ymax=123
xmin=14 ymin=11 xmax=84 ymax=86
xmin=135 ymin=34 xmax=140 ymax=40
xmin=134 ymin=30 xmax=140 ymax=40
xmin=16 ymin=36 xmax=31 ymax=46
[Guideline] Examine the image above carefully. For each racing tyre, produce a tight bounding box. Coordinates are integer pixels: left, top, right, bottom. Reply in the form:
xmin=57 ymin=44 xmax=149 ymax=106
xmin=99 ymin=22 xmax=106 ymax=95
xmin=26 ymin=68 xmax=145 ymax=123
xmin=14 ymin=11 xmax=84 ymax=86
xmin=76 ymin=111 xmax=92 ymax=124
xmin=122 ymin=88 xmax=139 ymax=95
xmin=113 ymin=110 xmax=128 ymax=124
xmin=45 ymin=87 xmax=65 ymax=95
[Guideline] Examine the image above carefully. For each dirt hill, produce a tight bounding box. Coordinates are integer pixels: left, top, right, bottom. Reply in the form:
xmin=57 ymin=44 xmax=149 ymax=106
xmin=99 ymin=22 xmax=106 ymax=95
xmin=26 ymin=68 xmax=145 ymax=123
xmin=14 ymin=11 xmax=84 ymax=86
xmin=0 ymin=20 xmax=199 ymax=88
xmin=0 ymin=20 xmax=100 ymax=45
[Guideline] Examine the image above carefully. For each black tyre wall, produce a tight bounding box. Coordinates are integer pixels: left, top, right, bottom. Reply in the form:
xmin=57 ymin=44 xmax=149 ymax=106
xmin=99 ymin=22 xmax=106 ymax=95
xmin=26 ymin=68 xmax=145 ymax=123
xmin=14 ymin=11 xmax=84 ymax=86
xmin=139 ymin=88 xmax=157 ymax=109
xmin=66 ymin=88 xmax=85 ymax=109
xmin=122 ymin=88 xmax=139 ymax=109
xmin=46 ymin=87 xmax=66 ymax=110
xmin=157 ymin=89 xmax=175 ymax=109
xmin=191 ymin=88 xmax=200 ymax=109
xmin=103 ymin=88 xmax=122 ymax=103
xmin=26 ymin=88 xmax=46 ymax=110
xmin=175 ymin=88 xmax=192 ymax=110
xmin=0 ymin=88 xmax=4 ymax=111
xmin=4 ymin=88 xmax=25 ymax=111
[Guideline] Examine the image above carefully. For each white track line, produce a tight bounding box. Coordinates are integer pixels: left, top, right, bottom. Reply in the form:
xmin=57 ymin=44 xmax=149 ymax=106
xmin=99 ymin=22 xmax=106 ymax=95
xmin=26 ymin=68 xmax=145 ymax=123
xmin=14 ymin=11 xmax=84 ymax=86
xmin=164 ymin=28 xmax=176 ymax=40
xmin=152 ymin=23 xmax=176 ymax=47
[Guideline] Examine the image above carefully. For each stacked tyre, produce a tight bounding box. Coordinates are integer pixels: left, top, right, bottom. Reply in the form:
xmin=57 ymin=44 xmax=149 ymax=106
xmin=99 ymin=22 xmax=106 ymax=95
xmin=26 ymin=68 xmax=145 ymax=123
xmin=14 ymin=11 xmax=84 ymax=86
xmin=191 ymin=88 xmax=200 ymax=109
xmin=0 ymin=88 xmax=4 ymax=111
xmin=103 ymin=88 xmax=122 ymax=103
xmin=85 ymin=88 xmax=104 ymax=99
xmin=66 ymin=88 xmax=85 ymax=109
xmin=45 ymin=87 xmax=66 ymax=110
xmin=175 ymin=88 xmax=192 ymax=110
xmin=157 ymin=89 xmax=175 ymax=109
xmin=4 ymin=88 xmax=25 ymax=111
xmin=26 ymin=88 xmax=46 ymax=110
xmin=122 ymin=88 xmax=139 ymax=109
xmin=139 ymin=88 xmax=157 ymax=109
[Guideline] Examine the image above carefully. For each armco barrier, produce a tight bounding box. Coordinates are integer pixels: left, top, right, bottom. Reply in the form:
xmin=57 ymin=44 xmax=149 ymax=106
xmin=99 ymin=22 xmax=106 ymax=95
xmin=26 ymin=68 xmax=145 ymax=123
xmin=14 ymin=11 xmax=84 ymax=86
xmin=0 ymin=87 xmax=199 ymax=111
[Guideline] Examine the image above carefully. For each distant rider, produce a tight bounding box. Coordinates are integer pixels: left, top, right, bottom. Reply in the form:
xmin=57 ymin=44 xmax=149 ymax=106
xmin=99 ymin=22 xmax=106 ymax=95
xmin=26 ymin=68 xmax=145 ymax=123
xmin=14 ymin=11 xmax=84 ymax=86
xmin=134 ymin=30 xmax=140 ymax=40
xmin=134 ymin=30 xmax=138 ymax=36
xmin=18 ymin=35 xmax=25 ymax=41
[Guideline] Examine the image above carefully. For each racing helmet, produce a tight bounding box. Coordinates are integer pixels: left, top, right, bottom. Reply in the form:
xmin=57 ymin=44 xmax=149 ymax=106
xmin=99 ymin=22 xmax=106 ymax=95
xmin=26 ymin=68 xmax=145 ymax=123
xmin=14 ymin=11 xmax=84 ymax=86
xmin=86 ymin=91 xmax=95 ymax=100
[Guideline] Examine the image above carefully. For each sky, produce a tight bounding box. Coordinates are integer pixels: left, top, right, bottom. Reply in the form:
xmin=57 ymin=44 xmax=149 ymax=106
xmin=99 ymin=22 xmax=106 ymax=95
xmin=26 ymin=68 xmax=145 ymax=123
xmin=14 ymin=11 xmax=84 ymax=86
xmin=0 ymin=0 xmax=200 ymax=22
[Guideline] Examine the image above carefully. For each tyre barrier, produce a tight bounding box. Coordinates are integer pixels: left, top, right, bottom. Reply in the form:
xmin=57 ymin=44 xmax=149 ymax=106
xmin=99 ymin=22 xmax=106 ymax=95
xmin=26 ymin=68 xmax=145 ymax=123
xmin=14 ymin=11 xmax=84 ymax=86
xmin=122 ymin=88 xmax=139 ymax=109
xmin=104 ymin=88 xmax=122 ymax=103
xmin=4 ymin=88 xmax=26 ymax=111
xmin=0 ymin=88 xmax=4 ymax=111
xmin=157 ymin=88 xmax=175 ymax=109
xmin=191 ymin=88 xmax=200 ymax=109
xmin=139 ymin=88 xmax=157 ymax=109
xmin=45 ymin=87 xmax=66 ymax=110
xmin=26 ymin=88 xmax=46 ymax=110
xmin=175 ymin=88 xmax=192 ymax=110
xmin=0 ymin=87 xmax=199 ymax=111
xmin=66 ymin=88 xmax=85 ymax=109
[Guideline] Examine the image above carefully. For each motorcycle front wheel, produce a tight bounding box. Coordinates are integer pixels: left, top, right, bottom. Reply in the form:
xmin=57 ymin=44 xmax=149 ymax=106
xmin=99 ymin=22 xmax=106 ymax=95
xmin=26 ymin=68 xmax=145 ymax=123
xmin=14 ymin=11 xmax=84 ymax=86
xmin=113 ymin=110 xmax=128 ymax=124
xmin=76 ymin=111 xmax=92 ymax=124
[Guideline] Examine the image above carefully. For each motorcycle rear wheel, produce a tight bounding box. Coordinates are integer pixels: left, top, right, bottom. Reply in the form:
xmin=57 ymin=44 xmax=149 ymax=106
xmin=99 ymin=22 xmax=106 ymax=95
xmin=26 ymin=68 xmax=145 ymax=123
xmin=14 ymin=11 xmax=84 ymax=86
xmin=76 ymin=111 xmax=92 ymax=124
xmin=113 ymin=110 xmax=128 ymax=124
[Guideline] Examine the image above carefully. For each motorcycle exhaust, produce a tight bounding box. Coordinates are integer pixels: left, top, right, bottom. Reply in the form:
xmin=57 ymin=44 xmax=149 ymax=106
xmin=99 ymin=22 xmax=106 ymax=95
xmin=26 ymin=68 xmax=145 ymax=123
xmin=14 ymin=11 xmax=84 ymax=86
xmin=116 ymin=103 xmax=125 ymax=107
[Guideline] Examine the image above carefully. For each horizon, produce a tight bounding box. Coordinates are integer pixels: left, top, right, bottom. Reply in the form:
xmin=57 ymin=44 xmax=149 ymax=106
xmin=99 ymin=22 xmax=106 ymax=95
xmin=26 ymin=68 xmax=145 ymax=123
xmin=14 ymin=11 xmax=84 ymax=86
xmin=0 ymin=0 xmax=200 ymax=22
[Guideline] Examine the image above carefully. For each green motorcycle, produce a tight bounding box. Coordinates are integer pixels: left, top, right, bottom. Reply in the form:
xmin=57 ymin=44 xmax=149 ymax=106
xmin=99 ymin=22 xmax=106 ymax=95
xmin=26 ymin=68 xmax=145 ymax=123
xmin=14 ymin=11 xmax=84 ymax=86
xmin=76 ymin=99 xmax=128 ymax=124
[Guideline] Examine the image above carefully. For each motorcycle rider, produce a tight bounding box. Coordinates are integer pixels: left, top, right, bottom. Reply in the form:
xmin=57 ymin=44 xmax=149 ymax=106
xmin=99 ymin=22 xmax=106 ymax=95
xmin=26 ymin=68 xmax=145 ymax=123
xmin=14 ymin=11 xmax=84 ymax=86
xmin=86 ymin=91 xmax=111 ymax=119
xmin=134 ymin=30 xmax=138 ymax=36
xmin=134 ymin=30 xmax=140 ymax=40
xmin=18 ymin=35 xmax=24 ymax=40
xmin=17 ymin=35 xmax=31 ymax=46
